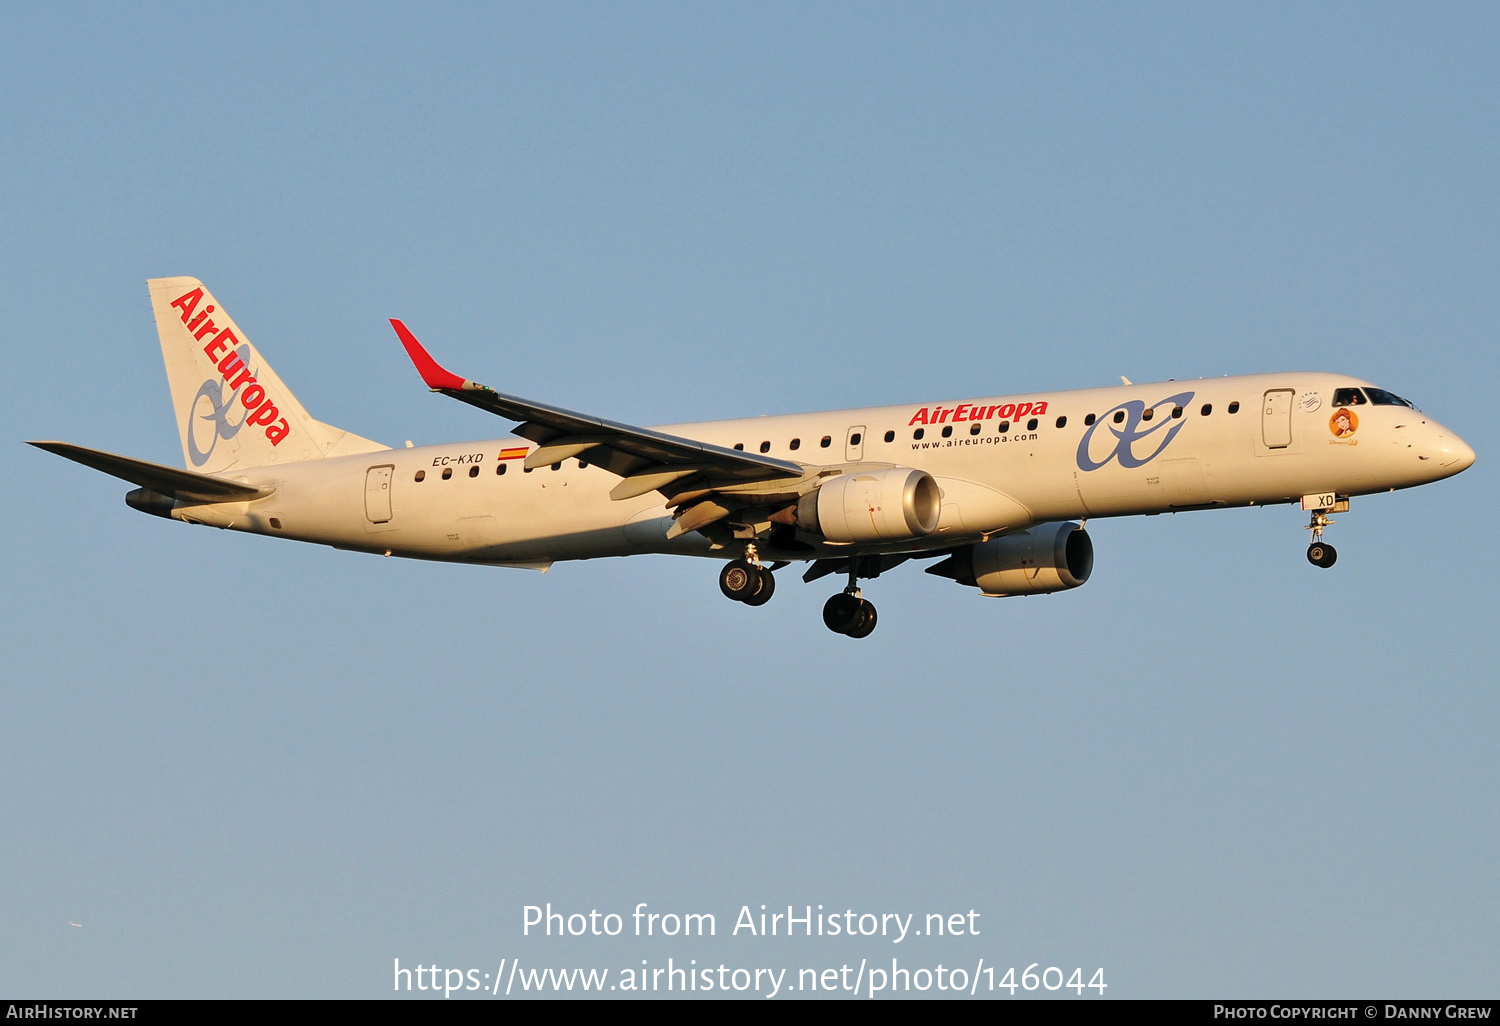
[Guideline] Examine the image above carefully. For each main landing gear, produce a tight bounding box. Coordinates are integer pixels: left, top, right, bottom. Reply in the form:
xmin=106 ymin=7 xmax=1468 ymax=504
xmin=823 ymin=564 xmax=877 ymax=639
xmin=824 ymin=591 xmax=876 ymax=638
xmin=719 ymin=545 xmax=775 ymax=606
xmin=1306 ymin=508 xmax=1337 ymax=568
xmin=716 ymin=546 xmax=878 ymax=637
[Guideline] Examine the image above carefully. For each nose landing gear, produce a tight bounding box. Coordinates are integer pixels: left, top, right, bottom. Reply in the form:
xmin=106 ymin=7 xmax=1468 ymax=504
xmin=1306 ymin=538 xmax=1337 ymax=568
xmin=1305 ymin=505 xmax=1339 ymax=568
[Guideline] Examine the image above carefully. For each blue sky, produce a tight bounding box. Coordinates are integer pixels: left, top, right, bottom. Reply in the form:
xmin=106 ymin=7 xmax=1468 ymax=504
xmin=2 ymin=2 xmax=1495 ymax=999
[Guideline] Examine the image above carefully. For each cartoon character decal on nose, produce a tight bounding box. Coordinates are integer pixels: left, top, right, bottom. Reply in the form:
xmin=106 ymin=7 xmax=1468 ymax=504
xmin=1329 ymin=408 xmax=1358 ymax=438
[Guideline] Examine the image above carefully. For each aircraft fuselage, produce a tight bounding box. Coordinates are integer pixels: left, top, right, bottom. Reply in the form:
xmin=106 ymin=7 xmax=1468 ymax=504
xmin=168 ymin=371 xmax=1472 ymax=567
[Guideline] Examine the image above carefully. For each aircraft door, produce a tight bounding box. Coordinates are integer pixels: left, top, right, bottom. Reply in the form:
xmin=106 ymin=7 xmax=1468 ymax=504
xmin=846 ymin=425 xmax=866 ymax=462
xmin=364 ymin=464 xmax=393 ymax=523
xmin=1261 ymin=390 xmax=1294 ymax=449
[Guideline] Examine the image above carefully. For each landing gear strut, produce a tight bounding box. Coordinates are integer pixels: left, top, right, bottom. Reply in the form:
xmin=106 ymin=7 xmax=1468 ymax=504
xmin=824 ymin=564 xmax=877 ymax=638
xmin=719 ymin=544 xmax=775 ymax=606
xmin=1305 ymin=509 xmax=1338 ymax=568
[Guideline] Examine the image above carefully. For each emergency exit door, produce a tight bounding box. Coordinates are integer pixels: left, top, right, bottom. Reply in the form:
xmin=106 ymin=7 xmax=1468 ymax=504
xmin=364 ymin=465 xmax=393 ymax=523
xmin=845 ymin=425 xmax=866 ymax=461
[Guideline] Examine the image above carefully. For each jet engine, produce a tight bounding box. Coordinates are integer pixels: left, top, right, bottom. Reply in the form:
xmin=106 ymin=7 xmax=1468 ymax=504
xmin=792 ymin=468 xmax=941 ymax=543
xmin=927 ymin=522 xmax=1093 ymax=597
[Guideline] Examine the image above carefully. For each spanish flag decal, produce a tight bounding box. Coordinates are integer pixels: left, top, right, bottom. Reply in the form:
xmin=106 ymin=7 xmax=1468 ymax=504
xmin=498 ymin=446 xmax=528 ymax=461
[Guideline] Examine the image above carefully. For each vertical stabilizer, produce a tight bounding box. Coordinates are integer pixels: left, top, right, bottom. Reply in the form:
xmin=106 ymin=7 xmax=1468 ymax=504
xmin=148 ymin=277 xmax=386 ymax=472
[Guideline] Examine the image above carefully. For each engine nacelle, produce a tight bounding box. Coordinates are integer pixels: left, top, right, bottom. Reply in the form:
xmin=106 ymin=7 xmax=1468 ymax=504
xmin=795 ymin=468 xmax=941 ymax=543
xmin=931 ymin=522 xmax=1093 ymax=597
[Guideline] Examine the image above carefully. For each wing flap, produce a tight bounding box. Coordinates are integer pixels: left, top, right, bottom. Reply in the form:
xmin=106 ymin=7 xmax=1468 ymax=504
xmin=609 ymin=466 xmax=705 ymax=501
xmin=665 ymin=499 xmax=736 ymax=540
xmin=523 ymin=438 xmax=607 ymax=469
xmin=29 ymin=441 xmax=272 ymax=503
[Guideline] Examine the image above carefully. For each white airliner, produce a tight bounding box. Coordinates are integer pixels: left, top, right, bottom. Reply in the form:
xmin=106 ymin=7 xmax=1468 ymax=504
xmin=32 ymin=277 xmax=1476 ymax=637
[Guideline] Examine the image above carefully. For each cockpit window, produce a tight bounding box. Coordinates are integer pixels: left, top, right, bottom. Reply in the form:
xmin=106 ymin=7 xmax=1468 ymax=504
xmin=1332 ymin=387 xmax=1368 ymax=406
xmin=1365 ymin=387 xmax=1415 ymax=408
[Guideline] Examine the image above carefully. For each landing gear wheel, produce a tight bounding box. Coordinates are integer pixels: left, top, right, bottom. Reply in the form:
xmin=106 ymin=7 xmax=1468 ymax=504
xmin=1307 ymin=543 xmax=1337 ymax=568
xmin=823 ymin=593 xmax=863 ymax=634
xmin=823 ymin=594 xmax=877 ymax=637
xmin=845 ymin=600 xmax=877 ymax=639
xmin=719 ymin=559 xmax=760 ymax=601
xmin=1305 ymin=506 xmax=1340 ymax=569
xmin=741 ymin=567 xmax=776 ymax=606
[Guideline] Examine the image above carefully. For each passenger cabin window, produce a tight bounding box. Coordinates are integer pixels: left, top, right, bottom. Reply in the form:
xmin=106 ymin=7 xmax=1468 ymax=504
xmin=551 ymin=463 xmax=561 ymax=471
xmin=790 ymin=438 xmax=801 ymax=450
xmin=1142 ymin=407 xmax=1154 ymax=421
xmin=496 ymin=464 xmax=506 ymax=475
xmin=1171 ymin=406 xmax=1183 ymax=419
xmin=884 ymin=430 xmax=895 ymax=443
xmin=1200 ymin=404 xmax=1212 ymax=416
xmin=970 ymin=423 xmax=981 ymax=435
xmin=1085 ymin=413 xmax=1096 ymax=426
xmin=442 ymin=468 xmax=453 ymax=480
xmin=820 ymin=436 xmax=832 ymax=448
xmin=849 ymin=432 xmax=862 ymax=446
xmin=1026 ymin=418 xmax=1038 ymax=430
xmin=941 ymin=426 xmax=953 ymax=438
xmin=469 ymin=466 xmax=480 ymax=477
xmin=998 ymin=421 xmax=1010 ymax=433
xmin=733 ymin=443 xmax=744 ymax=450
xmin=913 ymin=428 xmax=925 ymax=440
xmin=1366 ymin=388 xmax=1415 ymax=408
xmin=1228 ymin=402 xmax=1240 ymax=414
xmin=415 ymin=470 xmax=426 ymax=482
xmin=759 ymin=441 xmax=770 ymax=453
xmin=1113 ymin=410 xmax=1126 ymax=424
xmin=1055 ymin=416 xmax=1067 ymax=428
xmin=1332 ymin=387 xmax=1368 ymax=406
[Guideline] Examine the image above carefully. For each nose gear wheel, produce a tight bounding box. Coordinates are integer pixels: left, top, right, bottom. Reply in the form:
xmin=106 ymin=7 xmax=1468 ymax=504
xmin=1305 ymin=508 xmax=1338 ymax=569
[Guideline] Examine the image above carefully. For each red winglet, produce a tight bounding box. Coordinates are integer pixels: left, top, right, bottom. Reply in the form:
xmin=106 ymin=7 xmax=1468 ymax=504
xmin=390 ymin=319 xmax=469 ymax=392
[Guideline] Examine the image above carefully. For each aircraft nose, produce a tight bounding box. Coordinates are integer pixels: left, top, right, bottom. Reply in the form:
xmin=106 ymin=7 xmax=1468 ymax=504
xmin=1437 ymin=431 xmax=1475 ymax=472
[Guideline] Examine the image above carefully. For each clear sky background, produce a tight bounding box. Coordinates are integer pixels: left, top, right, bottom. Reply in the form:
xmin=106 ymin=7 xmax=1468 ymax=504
xmin=2 ymin=1 xmax=1495 ymax=1000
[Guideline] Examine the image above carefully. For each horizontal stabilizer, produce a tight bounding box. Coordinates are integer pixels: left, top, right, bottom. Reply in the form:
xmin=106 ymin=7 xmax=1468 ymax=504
xmin=29 ymin=441 xmax=272 ymax=503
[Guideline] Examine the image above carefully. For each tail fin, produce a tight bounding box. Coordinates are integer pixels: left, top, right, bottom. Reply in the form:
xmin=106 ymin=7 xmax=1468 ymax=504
xmin=148 ymin=277 xmax=386 ymax=472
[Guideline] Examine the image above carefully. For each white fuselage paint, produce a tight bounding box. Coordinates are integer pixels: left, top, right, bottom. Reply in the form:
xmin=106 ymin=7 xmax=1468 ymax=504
xmin=173 ymin=372 xmax=1474 ymax=567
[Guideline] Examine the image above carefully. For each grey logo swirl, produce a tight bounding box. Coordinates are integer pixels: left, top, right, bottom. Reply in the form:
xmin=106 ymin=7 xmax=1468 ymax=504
xmin=1076 ymin=390 xmax=1196 ymax=471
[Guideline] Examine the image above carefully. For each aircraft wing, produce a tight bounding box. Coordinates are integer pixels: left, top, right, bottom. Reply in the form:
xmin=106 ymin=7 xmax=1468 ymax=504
xmin=392 ymin=321 xmax=806 ymax=502
xmin=29 ymin=441 xmax=272 ymax=503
